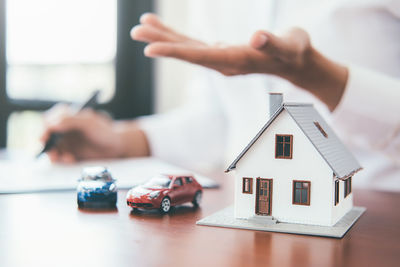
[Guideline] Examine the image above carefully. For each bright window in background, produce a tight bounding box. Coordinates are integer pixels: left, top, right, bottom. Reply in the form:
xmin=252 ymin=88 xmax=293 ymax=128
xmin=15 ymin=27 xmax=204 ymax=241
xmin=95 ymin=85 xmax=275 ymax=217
xmin=6 ymin=0 xmax=117 ymax=102
xmin=7 ymin=111 xmax=44 ymax=153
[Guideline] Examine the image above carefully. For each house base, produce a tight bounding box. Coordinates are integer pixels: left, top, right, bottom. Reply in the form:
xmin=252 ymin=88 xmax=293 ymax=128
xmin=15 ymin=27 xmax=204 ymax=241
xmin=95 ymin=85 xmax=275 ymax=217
xmin=196 ymin=205 xmax=366 ymax=238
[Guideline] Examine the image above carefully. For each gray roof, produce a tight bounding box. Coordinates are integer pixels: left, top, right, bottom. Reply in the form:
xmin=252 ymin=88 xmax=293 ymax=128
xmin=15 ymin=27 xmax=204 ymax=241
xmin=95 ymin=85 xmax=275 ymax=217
xmin=226 ymin=103 xmax=362 ymax=179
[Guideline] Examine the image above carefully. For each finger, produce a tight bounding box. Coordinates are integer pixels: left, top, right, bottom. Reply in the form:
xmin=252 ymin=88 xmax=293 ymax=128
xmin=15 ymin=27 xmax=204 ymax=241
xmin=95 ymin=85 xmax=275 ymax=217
xmin=249 ymin=30 xmax=286 ymax=55
xmin=131 ymin=24 xmax=181 ymax=43
xmin=250 ymin=31 xmax=270 ymax=49
xmin=145 ymin=42 xmax=217 ymax=61
xmin=60 ymin=152 xmax=76 ymax=164
xmin=140 ymin=13 xmax=170 ymax=32
xmin=137 ymin=13 xmax=200 ymax=44
xmin=145 ymin=42 xmax=252 ymax=76
xmin=41 ymin=114 xmax=67 ymax=144
xmin=250 ymin=28 xmax=309 ymax=58
xmin=144 ymin=42 xmax=253 ymax=70
xmin=47 ymin=150 xmax=60 ymax=162
xmin=40 ymin=129 xmax=51 ymax=143
xmin=282 ymin=27 xmax=310 ymax=52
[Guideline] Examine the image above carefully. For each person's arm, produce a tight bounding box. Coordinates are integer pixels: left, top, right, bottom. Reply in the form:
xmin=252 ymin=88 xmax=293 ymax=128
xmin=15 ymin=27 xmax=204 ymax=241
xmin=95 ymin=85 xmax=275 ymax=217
xmin=131 ymin=13 xmax=348 ymax=111
xmin=332 ymin=66 xmax=400 ymax=162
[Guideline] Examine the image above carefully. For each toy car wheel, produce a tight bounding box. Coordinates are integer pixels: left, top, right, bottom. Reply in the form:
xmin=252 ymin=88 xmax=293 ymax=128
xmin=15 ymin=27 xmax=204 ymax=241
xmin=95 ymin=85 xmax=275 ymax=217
xmin=160 ymin=197 xmax=171 ymax=213
xmin=192 ymin=191 xmax=202 ymax=207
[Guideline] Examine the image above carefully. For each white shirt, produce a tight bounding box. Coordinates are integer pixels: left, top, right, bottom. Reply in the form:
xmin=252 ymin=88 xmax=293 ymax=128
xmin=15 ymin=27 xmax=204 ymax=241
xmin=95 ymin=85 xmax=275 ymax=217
xmin=140 ymin=0 xmax=400 ymax=191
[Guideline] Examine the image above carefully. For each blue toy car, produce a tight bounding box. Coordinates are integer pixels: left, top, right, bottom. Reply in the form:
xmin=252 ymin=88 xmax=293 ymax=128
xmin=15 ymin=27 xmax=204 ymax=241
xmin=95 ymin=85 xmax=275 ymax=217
xmin=77 ymin=167 xmax=117 ymax=208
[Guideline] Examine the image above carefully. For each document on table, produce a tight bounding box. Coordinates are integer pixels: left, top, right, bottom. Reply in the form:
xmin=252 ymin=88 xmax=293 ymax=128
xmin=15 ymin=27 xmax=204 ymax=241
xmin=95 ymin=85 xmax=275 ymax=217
xmin=0 ymin=157 xmax=219 ymax=194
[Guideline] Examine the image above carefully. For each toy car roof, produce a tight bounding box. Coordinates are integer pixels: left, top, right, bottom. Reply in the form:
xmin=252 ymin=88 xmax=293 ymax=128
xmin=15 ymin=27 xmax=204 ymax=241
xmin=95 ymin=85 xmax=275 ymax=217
xmin=165 ymin=174 xmax=194 ymax=179
xmin=81 ymin=167 xmax=114 ymax=181
xmin=82 ymin=166 xmax=108 ymax=175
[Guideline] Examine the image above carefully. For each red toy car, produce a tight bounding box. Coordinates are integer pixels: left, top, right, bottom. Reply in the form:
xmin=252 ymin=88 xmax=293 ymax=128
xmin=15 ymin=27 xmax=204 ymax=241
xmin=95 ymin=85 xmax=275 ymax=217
xmin=126 ymin=174 xmax=203 ymax=213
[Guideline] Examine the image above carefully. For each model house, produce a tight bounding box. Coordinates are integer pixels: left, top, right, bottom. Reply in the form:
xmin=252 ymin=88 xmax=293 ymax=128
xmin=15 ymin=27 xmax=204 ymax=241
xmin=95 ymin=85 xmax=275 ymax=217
xmin=225 ymin=93 xmax=362 ymax=227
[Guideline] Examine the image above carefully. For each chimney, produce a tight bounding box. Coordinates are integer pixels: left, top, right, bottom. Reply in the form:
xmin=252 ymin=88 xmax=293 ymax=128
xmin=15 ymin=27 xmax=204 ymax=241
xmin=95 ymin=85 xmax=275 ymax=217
xmin=269 ymin=93 xmax=283 ymax=118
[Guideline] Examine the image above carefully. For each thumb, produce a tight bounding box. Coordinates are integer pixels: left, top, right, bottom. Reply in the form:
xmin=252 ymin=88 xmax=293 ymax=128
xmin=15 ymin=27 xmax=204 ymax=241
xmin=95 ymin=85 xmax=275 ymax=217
xmin=250 ymin=30 xmax=270 ymax=49
xmin=250 ymin=28 xmax=310 ymax=58
xmin=249 ymin=30 xmax=282 ymax=53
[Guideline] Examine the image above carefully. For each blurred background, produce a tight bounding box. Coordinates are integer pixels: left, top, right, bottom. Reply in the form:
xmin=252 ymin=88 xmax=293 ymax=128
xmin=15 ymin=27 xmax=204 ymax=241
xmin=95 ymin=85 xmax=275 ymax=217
xmin=0 ymin=0 xmax=196 ymax=155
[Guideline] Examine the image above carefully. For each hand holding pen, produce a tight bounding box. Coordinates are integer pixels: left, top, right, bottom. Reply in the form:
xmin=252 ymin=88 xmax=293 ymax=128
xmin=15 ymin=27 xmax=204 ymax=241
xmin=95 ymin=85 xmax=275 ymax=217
xmin=37 ymin=91 xmax=100 ymax=158
xmin=39 ymin=91 xmax=125 ymax=163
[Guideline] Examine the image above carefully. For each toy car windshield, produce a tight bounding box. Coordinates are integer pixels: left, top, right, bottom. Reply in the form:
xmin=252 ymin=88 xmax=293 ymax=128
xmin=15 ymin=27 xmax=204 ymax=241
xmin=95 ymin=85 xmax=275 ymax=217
xmin=143 ymin=175 xmax=171 ymax=189
xmin=81 ymin=167 xmax=114 ymax=182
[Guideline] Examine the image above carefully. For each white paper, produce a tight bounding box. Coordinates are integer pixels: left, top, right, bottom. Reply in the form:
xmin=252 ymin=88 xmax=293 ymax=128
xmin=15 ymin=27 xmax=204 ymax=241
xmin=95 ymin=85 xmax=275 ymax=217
xmin=0 ymin=157 xmax=218 ymax=194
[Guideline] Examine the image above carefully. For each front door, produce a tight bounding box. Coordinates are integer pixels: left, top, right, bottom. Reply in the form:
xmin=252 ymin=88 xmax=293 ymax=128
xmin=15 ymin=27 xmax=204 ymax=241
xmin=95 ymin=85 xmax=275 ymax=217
xmin=256 ymin=178 xmax=272 ymax=215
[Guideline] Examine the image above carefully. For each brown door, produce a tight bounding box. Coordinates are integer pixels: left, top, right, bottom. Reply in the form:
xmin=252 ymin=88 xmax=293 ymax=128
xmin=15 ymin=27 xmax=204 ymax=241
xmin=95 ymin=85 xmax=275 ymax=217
xmin=256 ymin=178 xmax=272 ymax=215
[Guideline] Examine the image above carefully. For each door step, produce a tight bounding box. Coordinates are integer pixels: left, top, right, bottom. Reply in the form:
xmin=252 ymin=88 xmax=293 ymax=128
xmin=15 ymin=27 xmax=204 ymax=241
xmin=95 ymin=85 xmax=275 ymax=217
xmin=249 ymin=215 xmax=277 ymax=225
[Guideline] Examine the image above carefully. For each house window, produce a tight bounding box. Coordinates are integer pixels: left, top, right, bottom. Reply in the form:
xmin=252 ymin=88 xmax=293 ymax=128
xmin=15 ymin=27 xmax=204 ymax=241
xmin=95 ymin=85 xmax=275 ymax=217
xmin=242 ymin=178 xmax=253 ymax=194
xmin=275 ymin=135 xmax=293 ymax=159
xmin=292 ymin=181 xmax=310 ymax=205
xmin=335 ymin=180 xmax=340 ymax=205
xmin=344 ymin=177 xmax=352 ymax=198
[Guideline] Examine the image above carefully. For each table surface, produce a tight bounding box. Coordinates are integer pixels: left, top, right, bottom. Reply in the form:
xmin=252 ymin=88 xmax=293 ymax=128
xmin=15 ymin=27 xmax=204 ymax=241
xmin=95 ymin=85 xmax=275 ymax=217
xmin=0 ymin=174 xmax=399 ymax=267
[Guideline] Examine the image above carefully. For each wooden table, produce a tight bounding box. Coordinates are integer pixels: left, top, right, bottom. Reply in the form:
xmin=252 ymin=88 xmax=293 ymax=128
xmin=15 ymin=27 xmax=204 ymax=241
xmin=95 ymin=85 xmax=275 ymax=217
xmin=0 ymin=174 xmax=399 ymax=267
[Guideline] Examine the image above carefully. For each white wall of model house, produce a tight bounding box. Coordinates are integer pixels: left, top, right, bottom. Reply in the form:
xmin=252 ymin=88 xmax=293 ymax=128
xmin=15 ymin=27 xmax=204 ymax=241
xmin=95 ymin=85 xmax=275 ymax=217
xmin=233 ymin=110 xmax=353 ymax=226
xmin=331 ymin=178 xmax=353 ymax=225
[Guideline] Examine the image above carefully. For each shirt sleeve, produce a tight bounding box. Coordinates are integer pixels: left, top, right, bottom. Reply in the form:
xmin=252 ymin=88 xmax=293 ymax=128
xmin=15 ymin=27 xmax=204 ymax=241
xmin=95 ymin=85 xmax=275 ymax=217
xmin=332 ymin=65 xmax=400 ymax=163
xmin=137 ymin=70 xmax=227 ymax=172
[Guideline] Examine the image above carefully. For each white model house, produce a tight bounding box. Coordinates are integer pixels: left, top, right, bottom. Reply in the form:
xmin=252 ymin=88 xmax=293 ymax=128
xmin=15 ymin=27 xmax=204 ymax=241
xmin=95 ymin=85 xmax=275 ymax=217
xmin=225 ymin=93 xmax=362 ymax=227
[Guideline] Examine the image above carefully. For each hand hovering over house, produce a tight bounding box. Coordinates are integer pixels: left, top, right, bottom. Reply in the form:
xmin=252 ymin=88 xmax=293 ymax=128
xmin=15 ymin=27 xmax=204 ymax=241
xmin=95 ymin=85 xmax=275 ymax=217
xmin=131 ymin=13 xmax=348 ymax=111
xmin=40 ymin=104 xmax=150 ymax=163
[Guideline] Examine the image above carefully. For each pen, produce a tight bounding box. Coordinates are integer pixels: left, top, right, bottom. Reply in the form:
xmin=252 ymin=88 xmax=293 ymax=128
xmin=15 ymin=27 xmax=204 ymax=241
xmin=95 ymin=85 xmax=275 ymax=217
xmin=36 ymin=90 xmax=100 ymax=158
